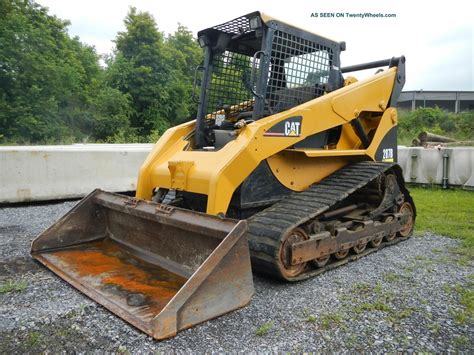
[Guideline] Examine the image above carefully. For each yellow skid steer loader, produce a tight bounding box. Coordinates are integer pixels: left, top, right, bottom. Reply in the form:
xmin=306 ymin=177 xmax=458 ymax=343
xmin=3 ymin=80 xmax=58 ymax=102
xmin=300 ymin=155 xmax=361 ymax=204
xmin=32 ymin=11 xmax=415 ymax=340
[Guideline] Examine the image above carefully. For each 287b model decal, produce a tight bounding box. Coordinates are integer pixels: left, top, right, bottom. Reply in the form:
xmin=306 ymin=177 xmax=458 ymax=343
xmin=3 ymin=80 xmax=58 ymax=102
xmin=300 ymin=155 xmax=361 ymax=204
xmin=382 ymin=148 xmax=394 ymax=162
xmin=263 ymin=116 xmax=302 ymax=137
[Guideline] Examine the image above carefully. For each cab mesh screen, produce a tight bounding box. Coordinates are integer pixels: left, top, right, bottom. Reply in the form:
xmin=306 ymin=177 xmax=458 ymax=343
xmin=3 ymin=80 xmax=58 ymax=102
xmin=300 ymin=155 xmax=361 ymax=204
xmin=266 ymin=30 xmax=333 ymax=114
xmin=204 ymin=29 xmax=333 ymax=123
xmin=205 ymin=51 xmax=256 ymax=123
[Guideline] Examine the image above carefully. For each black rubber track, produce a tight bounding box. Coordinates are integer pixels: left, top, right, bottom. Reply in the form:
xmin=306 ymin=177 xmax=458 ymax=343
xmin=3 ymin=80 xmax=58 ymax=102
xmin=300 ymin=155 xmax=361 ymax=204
xmin=247 ymin=161 xmax=414 ymax=281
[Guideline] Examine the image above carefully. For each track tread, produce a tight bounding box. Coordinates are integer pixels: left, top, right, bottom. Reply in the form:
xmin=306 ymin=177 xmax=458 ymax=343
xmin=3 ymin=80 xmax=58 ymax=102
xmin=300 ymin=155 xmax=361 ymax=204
xmin=247 ymin=161 xmax=412 ymax=280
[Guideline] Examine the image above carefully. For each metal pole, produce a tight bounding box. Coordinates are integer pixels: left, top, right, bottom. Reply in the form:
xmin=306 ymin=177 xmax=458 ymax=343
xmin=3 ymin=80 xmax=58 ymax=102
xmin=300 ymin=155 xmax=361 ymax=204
xmin=410 ymin=154 xmax=417 ymax=182
xmin=341 ymin=58 xmax=392 ymax=73
xmin=420 ymin=89 xmax=425 ymax=107
xmin=442 ymin=153 xmax=449 ymax=189
xmin=195 ymin=47 xmax=213 ymax=148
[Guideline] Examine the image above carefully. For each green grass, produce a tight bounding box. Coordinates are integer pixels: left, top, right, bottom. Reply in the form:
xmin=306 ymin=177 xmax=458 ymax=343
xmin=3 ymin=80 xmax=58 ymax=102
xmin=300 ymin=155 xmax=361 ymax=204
xmin=409 ymin=187 xmax=474 ymax=257
xmin=443 ymin=283 xmax=473 ymax=325
xmin=451 ymin=309 xmax=469 ymax=325
xmin=255 ymin=321 xmax=273 ymax=336
xmin=318 ymin=312 xmax=345 ymax=329
xmin=353 ymin=282 xmax=371 ymax=293
xmin=355 ymin=301 xmax=392 ymax=313
xmin=117 ymin=345 xmax=130 ymax=354
xmin=452 ymin=335 xmax=470 ymax=349
xmin=454 ymin=285 xmax=473 ymax=324
xmin=413 ymin=255 xmax=427 ymax=261
xmin=383 ymin=273 xmax=401 ymax=282
xmin=0 ymin=280 xmax=28 ymax=294
xmin=25 ymin=331 xmax=42 ymax=348
xmin=385 ymin=307 xmax=416 ymax=323
xmin=428 ymin=322 xmax=441 ymax=334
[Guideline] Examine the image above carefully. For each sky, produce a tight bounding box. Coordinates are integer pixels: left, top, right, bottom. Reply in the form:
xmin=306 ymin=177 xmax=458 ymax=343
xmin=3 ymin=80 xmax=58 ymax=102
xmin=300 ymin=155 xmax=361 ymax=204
xmin=38 ymin=0 xmax=473 ymax=91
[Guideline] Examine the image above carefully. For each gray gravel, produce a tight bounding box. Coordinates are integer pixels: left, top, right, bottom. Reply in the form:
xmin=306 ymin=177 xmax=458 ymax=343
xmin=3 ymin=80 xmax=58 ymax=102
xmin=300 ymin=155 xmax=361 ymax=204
xmin=1 ymin=200 xmax=473 ymax=353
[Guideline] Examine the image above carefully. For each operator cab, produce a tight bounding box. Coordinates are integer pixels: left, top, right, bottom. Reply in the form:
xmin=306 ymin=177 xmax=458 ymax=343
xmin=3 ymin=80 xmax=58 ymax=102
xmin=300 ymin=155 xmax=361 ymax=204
xmin=193 ymin=11 xmax=345 ymax=149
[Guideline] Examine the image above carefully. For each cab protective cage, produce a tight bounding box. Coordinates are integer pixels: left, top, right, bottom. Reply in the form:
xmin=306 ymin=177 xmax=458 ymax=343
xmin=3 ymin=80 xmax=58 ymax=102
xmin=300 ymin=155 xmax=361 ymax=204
xmin=193 ymin=11 xmax=346 ymax=148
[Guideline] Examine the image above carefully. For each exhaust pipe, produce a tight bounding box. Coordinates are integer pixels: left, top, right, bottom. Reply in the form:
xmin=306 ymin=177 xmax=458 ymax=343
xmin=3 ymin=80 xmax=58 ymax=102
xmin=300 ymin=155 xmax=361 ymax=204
xmin=31 ymin=190 xmax=253 ymax=340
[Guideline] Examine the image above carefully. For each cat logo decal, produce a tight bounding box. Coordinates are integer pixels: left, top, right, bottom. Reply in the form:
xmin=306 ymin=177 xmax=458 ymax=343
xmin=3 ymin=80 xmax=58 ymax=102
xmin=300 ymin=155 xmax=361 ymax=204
xmin=263 ymin=116 xmax=302 ymax=137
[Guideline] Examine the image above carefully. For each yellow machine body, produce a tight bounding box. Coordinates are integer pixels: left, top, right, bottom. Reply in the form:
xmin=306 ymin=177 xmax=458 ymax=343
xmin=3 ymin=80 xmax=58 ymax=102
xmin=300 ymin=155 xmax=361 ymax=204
xmin=136 ymin=68 xmax=398 ymax=215
xmin=31 ymin=11 xmax=415 ymax=341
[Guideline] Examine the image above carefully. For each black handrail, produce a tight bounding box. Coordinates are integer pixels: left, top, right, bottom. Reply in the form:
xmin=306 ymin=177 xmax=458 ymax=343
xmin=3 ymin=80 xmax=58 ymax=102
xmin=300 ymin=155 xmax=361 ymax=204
xmin=341 ymin=56 xmax=404 ymax=73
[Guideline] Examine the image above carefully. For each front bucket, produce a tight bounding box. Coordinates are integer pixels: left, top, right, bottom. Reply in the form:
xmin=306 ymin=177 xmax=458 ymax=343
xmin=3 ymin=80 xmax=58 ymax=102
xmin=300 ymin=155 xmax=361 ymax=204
xmin=31 ymin=190 xmax=253 ymax=340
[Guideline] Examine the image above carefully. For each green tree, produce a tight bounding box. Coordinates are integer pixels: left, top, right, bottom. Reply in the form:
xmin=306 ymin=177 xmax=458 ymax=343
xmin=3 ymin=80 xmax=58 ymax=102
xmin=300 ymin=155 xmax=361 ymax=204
xmin=107 ymin=7 xmax=170 ymax=136
xmin=0 ymin=2 xmax=205 ymax=144
xmin=0 ymin=0 xmax=104 ymax=143
xmin=164 ymin=25 xmax=203 ymax=125
xmin=90 ymin=85 xmax=132 ymax=141
xmin=398 ymin=107 xmax=474 ymax=145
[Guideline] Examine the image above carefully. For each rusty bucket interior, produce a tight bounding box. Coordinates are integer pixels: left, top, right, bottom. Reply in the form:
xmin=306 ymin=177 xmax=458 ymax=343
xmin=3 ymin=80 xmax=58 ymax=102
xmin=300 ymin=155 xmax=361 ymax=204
xmin=31 ymin=189 xmax=253 ymax=340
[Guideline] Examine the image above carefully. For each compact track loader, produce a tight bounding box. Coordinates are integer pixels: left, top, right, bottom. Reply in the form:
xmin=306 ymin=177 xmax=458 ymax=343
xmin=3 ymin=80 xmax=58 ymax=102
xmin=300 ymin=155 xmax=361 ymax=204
xmin=32 ymin=11 xmax=416 ymax=340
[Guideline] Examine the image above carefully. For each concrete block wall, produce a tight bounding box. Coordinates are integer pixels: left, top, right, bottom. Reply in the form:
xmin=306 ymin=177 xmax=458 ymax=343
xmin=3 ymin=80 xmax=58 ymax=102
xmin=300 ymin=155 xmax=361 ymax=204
xmin=1 ymin=144 xmax=472 ymax=203
xmin=0 ymin=144 xmax=153 ymax=203
xmin=398 ymin=147 xmax=474 ymax=188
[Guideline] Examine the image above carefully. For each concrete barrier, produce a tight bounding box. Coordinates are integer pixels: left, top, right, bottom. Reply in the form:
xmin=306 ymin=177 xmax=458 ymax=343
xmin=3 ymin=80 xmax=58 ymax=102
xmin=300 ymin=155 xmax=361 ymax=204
xmin=0 ymin=144 xmax=153 ymax=203
xmin=398 ymin=146 xmax=474 ymax=189
xmin=1 ymin=144 xmax=472 ymax=203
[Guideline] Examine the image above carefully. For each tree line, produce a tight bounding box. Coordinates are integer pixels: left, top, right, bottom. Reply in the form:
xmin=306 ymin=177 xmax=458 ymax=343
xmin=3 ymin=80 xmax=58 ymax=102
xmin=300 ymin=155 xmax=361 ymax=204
xmin=398 ymin=107 xmax=474 ymax=146
xmin=0 ymin=0 xmax=203 ymax=144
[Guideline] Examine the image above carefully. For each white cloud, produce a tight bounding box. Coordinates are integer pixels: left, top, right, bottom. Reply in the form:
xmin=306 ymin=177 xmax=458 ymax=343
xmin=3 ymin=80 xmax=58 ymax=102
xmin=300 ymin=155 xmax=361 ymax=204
xmin=38 ymin=0 xmax=473 ymax=90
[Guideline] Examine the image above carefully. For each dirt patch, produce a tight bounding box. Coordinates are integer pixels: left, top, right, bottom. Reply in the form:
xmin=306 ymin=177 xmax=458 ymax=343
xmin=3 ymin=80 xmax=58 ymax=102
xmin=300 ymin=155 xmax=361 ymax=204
xmin=0 ymin=257 xmax=39 ymax=279
xmin=0 ymin=311 xmax=112 ymax=353
xmin=0 ymin=225 xmax=26 ymax=234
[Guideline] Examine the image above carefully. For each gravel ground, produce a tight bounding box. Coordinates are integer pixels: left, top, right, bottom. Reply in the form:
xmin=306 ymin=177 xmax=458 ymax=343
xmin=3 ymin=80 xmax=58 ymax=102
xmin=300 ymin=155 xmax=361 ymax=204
xmin=1 ymin=200 xmax=473 ymax=353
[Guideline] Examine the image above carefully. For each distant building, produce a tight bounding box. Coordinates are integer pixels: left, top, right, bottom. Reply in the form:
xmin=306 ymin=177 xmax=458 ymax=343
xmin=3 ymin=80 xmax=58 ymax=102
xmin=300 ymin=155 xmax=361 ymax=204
xmin=397 ymin=90 xmax=474 ymax=113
